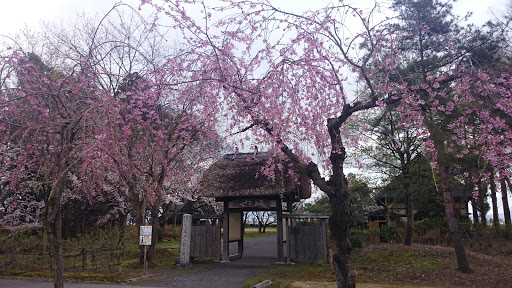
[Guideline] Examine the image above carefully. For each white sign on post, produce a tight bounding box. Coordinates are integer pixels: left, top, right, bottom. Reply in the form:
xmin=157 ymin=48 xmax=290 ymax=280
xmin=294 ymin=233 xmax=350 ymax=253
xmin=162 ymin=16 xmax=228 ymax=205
xmin=140 ymin=235 xmax=152 ymax=245
xmin=140 ymin=226 xmax=152 ymax=246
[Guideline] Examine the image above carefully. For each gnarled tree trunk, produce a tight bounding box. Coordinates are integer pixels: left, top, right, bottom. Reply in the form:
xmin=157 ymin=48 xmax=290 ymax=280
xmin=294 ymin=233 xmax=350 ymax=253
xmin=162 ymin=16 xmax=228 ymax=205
xmin=328 ymin=187 xmax=355 ymax=288
xmin=326 ymin=118 xmax=355 ymax=288
xmin=431 ymin=130 xmax=471 ymax=273
xmin=438 ymin=161 xmax=471 ymax=273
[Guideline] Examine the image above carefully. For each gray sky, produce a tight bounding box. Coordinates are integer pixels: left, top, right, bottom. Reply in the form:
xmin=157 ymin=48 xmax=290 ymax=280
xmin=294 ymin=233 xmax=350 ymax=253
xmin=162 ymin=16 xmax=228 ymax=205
xmin=0 ymin=0 xmax=508 ymax=37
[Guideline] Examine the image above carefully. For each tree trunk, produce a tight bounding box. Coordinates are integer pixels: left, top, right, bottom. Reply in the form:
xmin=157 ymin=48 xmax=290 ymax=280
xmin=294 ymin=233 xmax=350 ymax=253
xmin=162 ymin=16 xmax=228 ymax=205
xmin=132 ymin=197 xmax=146 ymax=265
xmin=471 ymin=197 xmax=479 ymax=225
xmin=147 ymin=203 xmax=161 ymax=263
xmin=158 ymin=202 xmax=174 ymax=242
xmin=405 ymin=191 xmax=414 ymax=246
xmin=489 ymin=170 xmax=499 ymax=229
xmin=328 ymin=187 xmax=355 ymax=288
xmin=46 ymin=166 xmax=69 ymax=288
xmin=438 ymin=162 xmax=472 ymax=273
xmin=116 ymin=213 xmax=127 ymax=273
xmin=322 ymin=118 xmax=356 ymax=288
xmin=478 ymin=179 xmax=488 ymax=227
xmin=51 ymin=203 xmax=64 ymax=288
xmin=174 ymin=205 xmax=178 ymax=228
xmin=503 ymin=178 xmax=512 ymax=236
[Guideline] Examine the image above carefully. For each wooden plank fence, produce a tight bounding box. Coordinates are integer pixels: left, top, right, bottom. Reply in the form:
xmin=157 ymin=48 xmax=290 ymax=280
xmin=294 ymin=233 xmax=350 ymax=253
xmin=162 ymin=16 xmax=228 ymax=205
xmin=288 ymin=226 xmax=327 ymax=261
xmin=0 ymin=246 xmax=123 ymax=272
xmin=190 ymin=225 xmax=220 ymax=258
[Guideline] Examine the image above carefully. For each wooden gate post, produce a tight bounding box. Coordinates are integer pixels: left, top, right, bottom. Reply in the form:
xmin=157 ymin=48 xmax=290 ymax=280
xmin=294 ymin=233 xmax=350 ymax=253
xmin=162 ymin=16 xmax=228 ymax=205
xmin=276 ymin=198 xmax=284 ymax=263
xmin=222 ymin=201 xmax=230 ymax=262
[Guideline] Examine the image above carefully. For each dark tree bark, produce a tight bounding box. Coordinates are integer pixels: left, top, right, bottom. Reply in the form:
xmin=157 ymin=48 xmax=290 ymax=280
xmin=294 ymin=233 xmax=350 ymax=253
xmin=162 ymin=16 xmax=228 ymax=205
xmin=465 ymin=175 xmax=479 ymax=225
xmin=147 ymin=201 xmax=162 ymax=263
xmin=325 ymin=117 xmax=356 ymax=288
xmin=438 ymin=161 xmax=472 ymax=273
xmin=471 ymin=197 xmax=479 ymax=225
xmin=478 ymin=179 xmax=488 ymax=227
xmin=158 ymin=202 xmax=174 ymax=242
xmin=503 ymin=178 xmax=512 ymax=235
xmin=328 ymin=188 xmax=355 ymax=288
xmin=429 ymin=130 xmax=471 ymax=273
xmin=46 ymin=154 xmax=71 ymax=288
xmin=490 ymin=170 xmax=499 ymax=229
xmin=51 ymin=203 xmax=64 ymax=288
xmin=405 ymin=192 xmax=414 ymax=246
xmin=131 ymin=194 xmax=147 ymax=265
xmin=116 ymin=213 xmax=127 ymax=272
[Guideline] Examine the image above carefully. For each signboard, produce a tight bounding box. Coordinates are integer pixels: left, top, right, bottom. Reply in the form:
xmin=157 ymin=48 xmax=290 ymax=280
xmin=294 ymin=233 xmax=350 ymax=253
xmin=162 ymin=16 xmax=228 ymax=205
xmin=231 ymin=199 xmax=270 ymax=209
xmin=140 ymin=226 xmax=152 ymax=246
xmin=140 ymin=235 xmax=152 ymax=245
xmin=140 ymin=226 xmax=152 ymax=236
xmin=229 ymin=212 xmax=242 ymax=241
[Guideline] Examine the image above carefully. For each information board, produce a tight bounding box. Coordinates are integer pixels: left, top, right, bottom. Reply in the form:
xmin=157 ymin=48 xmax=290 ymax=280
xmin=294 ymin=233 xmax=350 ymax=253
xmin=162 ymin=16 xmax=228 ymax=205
xmin=140 ymin=226 xmax=152 ymax=245
xmin=140 ymin=235 xmax=152 ymax=245
xmin=140 ymin=226 xmax=152 ymax=236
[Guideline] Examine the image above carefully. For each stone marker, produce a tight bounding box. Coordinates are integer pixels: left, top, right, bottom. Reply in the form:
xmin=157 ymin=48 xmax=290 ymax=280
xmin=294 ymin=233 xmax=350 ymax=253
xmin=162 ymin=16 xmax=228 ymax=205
xmin=252 ymin=280 xmax=273 ymax=288
xmin=178 ymin=214 xmax=192 ymax=268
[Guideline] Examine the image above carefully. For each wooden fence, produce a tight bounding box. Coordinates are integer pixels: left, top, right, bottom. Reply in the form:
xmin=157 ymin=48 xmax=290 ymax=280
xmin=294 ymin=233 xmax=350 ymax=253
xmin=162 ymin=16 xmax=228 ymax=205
xmin=288 ymin=225 xmax=327 ymax=261
xmin=0 ymin=245 xmax=123 ymax=272
xmin=190 ymin=225 xmax=220 ymax=258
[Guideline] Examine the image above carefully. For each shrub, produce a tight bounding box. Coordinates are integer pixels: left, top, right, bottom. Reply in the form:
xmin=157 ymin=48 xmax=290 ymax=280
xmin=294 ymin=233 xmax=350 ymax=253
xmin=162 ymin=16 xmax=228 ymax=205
xmin=379 ymin=226 xmax=400 ymax=243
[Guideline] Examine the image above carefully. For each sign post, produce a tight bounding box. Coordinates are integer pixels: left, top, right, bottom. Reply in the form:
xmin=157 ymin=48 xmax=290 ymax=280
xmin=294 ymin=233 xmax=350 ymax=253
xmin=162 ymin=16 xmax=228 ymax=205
xmin=140 ymin=226 xmax=152 ymax=275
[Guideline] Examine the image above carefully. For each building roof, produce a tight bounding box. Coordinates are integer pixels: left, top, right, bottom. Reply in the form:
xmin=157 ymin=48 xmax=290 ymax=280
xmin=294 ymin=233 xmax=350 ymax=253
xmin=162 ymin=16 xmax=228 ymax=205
xmin=198 ymin=152 xmax=311 ymax=200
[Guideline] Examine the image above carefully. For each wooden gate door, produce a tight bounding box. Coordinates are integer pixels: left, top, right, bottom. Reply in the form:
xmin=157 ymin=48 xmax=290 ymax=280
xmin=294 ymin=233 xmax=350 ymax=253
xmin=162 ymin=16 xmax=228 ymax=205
xmin=190 ymin=216 xmax=221 ymax=260
xmin=285 ymin=214 xmax=329 ymax=262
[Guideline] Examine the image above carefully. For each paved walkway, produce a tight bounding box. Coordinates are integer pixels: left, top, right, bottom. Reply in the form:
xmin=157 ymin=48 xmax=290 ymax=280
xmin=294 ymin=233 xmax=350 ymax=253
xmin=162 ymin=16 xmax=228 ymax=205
xmin=0 ymin=236 xmax=277 ymax=288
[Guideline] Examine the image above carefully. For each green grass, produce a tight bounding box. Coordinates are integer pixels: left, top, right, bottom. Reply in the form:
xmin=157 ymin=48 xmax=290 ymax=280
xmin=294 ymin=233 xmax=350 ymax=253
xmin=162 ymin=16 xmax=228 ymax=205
xmin=243 ymin=227 xmax=277 ymax=239
xmin=351 ymin=250 xmax=447 ymax=273
xmin=156 ymin=240 xmax=180 ymax=248
xmin=244 ymin=245 xmax=455 ymax=288
xmin=243 ymin=262 xmax=333 ymax=288
xmin=0 ymin=268 xmax=139 ymax=283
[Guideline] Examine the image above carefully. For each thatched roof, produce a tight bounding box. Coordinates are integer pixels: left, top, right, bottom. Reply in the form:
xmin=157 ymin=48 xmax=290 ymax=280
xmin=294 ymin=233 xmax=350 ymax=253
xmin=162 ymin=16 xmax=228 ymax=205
xmin=199 ymin=152 xmax=311 ymax=200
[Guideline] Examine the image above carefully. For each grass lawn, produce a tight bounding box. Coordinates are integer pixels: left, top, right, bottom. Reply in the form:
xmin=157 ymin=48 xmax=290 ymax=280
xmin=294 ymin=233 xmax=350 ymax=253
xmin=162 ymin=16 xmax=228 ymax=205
xmin=244 ymin=243 xmax=512 ymax=288
xmin=243 ymin=226 xmax=277 ymax=238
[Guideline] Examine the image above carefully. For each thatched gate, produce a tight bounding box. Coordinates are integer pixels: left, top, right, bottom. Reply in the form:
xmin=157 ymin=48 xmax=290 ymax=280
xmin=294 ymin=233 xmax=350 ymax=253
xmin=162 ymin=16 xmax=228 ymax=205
xmin=197 ymin=151 xmax=313 ymax=263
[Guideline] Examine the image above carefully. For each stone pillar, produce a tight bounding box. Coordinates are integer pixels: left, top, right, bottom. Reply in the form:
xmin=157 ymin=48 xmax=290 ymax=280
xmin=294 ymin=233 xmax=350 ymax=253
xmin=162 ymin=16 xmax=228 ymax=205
xmin=178 ymin=214 xmax=192 ymax=268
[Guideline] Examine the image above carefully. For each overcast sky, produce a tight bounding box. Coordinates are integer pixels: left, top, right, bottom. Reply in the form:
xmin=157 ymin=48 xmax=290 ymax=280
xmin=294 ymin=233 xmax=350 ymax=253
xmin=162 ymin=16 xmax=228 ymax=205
xmin=0 ymin=0 xmax=509 ymax=37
